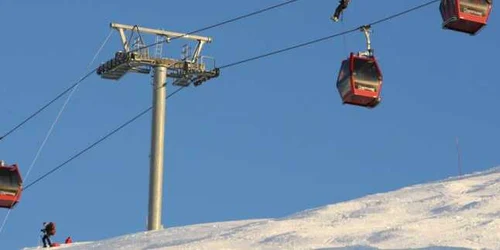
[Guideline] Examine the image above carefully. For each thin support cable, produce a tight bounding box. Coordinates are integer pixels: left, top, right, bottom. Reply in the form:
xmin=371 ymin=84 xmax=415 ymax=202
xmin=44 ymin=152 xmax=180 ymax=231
xmin=0 ymin=210 xmax=11 ymax=236
xmin=24 ymin=29 xmax=113 ymax=182
xmin=0 ymin=29 xmax=113 ymax=236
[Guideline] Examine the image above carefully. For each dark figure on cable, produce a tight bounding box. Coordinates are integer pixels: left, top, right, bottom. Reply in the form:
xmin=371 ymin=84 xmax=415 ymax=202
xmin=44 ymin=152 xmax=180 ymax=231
xmin=41 ymin=222 xmax=56 ymax=248
xmin=332 ymin=0 xmax=351 ymax=22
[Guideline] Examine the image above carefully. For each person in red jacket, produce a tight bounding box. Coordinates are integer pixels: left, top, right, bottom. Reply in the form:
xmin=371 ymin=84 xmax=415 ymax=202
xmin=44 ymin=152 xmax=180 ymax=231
xmin=331 ymin=0 xmax=351 ymax=22
xmin=65 ymin=236 xmax=73 ymax=244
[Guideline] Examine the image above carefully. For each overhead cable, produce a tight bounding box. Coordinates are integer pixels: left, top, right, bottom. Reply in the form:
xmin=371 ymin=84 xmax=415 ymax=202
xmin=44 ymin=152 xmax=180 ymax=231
xmin=23 ymin=0 xmax=440 ymax=190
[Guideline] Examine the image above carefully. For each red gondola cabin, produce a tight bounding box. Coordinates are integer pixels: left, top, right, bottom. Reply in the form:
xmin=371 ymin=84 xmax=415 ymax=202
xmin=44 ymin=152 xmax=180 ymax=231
xmin=440 ymin=0 xmax=493 ymax=35
xmin=0 ymin=161 xmax=23 ymax=209
xmin=336 ymin=52 xmax=383 ymax=108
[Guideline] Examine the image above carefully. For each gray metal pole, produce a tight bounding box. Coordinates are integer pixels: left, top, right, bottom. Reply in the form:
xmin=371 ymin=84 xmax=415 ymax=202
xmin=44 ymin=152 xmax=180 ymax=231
xmin=148 ymin=65 xmax=167 ymax=230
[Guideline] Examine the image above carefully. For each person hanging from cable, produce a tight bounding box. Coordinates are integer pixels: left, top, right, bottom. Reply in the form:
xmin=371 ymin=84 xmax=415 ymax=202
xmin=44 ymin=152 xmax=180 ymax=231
xmin=41 ymin=222 xmax=56 ymax=248
xmin=331 ymin=0 xmax=351 ymax=22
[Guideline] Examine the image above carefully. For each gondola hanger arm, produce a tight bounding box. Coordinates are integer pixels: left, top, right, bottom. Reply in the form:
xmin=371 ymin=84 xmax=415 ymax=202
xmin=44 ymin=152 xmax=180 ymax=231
xmin=359 ymin=25 xmax=373 ymax=57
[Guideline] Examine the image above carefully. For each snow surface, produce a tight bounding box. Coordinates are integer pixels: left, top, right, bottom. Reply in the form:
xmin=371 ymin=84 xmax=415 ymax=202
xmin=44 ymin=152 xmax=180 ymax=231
xmin=25 ymin=167 xmax=500 ymax=250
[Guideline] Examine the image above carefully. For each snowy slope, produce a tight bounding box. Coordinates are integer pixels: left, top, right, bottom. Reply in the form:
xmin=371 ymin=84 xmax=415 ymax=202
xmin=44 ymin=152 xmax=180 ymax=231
xmin=25 ymin=167 xmax=500 ymax=250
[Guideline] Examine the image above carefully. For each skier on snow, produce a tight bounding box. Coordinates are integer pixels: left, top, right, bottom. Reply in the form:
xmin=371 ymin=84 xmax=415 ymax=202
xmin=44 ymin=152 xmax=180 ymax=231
xmin=41 ymin=222 xmax=56 ymax=248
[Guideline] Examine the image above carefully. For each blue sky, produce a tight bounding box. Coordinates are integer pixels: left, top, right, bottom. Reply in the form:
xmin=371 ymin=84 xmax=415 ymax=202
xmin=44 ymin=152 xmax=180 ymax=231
xmin=0 ymin=0 xmax=498 ymax=249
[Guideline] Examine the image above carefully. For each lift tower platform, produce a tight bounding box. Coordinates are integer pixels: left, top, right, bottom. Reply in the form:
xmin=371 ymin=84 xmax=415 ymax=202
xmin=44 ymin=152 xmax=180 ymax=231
xmin=97 ymin=22 xmax=219 ymax=231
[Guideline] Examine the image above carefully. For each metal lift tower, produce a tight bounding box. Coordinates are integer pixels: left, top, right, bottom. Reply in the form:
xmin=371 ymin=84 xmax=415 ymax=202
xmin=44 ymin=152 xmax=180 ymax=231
xmin=96 ymin=23 xmax=219 ymax=231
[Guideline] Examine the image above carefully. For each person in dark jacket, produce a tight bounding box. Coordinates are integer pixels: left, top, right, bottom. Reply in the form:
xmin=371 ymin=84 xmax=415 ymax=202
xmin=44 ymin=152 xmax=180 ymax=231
xmin=41 ymin=222 xmax=56 ymax=248
xmin=332 ymin=0 xmax=351 ymax=22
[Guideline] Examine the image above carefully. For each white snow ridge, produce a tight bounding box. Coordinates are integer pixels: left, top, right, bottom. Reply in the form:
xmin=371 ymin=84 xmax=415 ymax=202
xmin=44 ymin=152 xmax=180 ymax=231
xmin=26 ymin=167 xmax=500 ymax=250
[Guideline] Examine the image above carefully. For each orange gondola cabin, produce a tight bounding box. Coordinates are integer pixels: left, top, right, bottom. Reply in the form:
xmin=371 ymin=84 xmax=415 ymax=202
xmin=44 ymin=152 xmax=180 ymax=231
xmin=440 ymin=0 xmax=493 ymax=35
xmin=336 ymin=26 xmax=383 ymax=108
xmin=0 ymin=161 xmax=23 ymax=209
